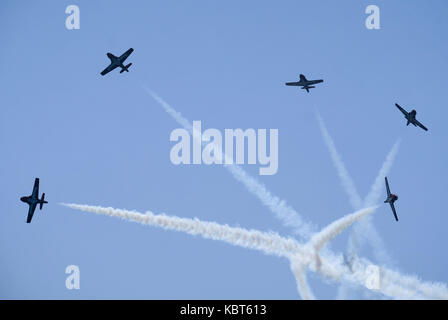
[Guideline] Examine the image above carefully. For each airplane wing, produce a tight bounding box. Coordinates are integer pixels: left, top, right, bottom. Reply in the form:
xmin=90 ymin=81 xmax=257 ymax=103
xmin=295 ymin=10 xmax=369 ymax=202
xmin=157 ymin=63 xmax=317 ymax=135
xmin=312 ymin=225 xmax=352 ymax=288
xmin=32 ymin=178 xmax=39 ymax=198
xmin=395 ymin=103 xmax=409 ymax=116
xmin=389 ymin=202 xmax=399 ymax=221
xmin=414 ymin=119 xmax=428 ymax=131
xmin=307 ymin=79 xmax=323 ymax=85
xmin=100 ymin=63 xmax=118 ymax=76
xmin=119 ymin=48 xmax=134 ymax=62
xmin=385 ymin=177 xmax=391 ymax=197
xmin=26 ymin=203 xmax=37 ymax=223
xmin=285 ymin=82 xmax=301 ymax=86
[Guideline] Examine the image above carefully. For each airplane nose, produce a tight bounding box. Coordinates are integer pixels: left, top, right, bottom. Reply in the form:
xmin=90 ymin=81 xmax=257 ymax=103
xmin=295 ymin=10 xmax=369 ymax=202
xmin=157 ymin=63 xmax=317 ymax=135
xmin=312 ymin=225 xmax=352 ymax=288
xmin=20 ymin=196 xmax=26 ymax=202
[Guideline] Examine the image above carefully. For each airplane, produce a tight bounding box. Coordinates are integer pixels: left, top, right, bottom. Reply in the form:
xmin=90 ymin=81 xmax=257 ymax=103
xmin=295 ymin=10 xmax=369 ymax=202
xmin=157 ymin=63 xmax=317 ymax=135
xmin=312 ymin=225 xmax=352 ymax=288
xmin=100 ymin=48 xmax=134 ymax=76
xmin=343 ymin=253 xmax=355 ymax=273
xmin=384 ymin=177 xmax=399 ymax=222
xmin=285 ymin=74 xmax=323 ymax=93
xmin=20 ymin=178 xmax=48 ymax=223
xmin=395 ymin=103 xmax=428 ymax=131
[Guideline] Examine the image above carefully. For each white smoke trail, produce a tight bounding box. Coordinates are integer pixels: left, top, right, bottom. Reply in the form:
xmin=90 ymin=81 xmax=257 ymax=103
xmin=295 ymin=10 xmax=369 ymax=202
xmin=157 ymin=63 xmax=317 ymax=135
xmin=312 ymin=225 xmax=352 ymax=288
xmin=316 ymin=250 xmax=446 ymax=300
xmin=63 ymin=203 xmax=299 ymax=257
xmin=63 ymin=203 xmax=371 ymax=298
xmin=347 ymin=140 xmax=401 ymax=265
xmin=147 ymin=87 xmax=317 ymax=298
xmin=145 ymin=90 xmax=447 ymax=299
xmin=289 ymin=206 xmax=379 ymax=299
xmin=316 ymin=113 xmax=397 ymax=262
xmin=146 ymin=87 xmax=315 ymax=239
xmin=364 ymin=140 xmax=401 ymax=207
xmin=310 ymin=205 xmax=379 ymax=254
xmin=317 ymin=113 xmax=401 ymax=298
xmin=150 ymin=91 xmax=193 ymax=132
xmin=290 ymin=206 xmax=379 ymax=299
xmin=62 ymin=203 xmax=448 ymax=299
xmin=347 ymin=215 xmax=391 ymax=267
xmin=316 ymin=113 xmax=363 ymax=210
xmin=289 ymin=261 xmax=315 ymax=300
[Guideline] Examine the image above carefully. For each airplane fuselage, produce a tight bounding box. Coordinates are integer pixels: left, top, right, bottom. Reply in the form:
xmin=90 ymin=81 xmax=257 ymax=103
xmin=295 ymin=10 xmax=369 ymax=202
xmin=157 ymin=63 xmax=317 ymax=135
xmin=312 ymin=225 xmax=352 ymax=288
xmin=384 ymin=194 xmax=398 ymax=204
xmin=406 ymin=110 xmax=417 ymax=125
xmin=108 ymin=56 xmax=125 ymax=69
xmin=20 ymin=195 xmax=43 ymax=207
xmin=106 ymin=53 xmax=128 ymax=71
xmin=20 ymin=196 xmax=36 ymax=206
xmin=299 ymin=74 xmax=310 ymax=87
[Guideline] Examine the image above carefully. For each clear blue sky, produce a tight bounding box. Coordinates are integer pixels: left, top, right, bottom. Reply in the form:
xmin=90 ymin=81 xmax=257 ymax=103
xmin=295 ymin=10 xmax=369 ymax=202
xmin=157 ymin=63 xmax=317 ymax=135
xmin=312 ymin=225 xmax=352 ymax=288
xmin=1 ymin=0 xmax=447 ymax=299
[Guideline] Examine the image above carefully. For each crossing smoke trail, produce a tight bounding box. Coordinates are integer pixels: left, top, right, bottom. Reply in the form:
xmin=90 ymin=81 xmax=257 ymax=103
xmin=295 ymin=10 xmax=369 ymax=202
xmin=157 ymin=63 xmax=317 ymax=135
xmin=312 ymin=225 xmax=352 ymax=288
xmin=316 ymin=113 xmax=397 ymax=262
xmin=290 ymin=261 xmax=315 ymax=300
xmin=147 ymin=88 xmax=315 ymax=239
xmin=317 ymin=112 xmax=401 ymax=298
xmin=63 ymin=203 xmax=368 ymax=296
xmin=61 ymin=202 xmax=373 ymax=262
xmin=316 ymin=113 xmax=363 ymax=210
xmin=364 ymin=139 xmax=401 ymax=207
xmin=145 ymin=89 xmax=447 ymax=299
xmin=348 ymin=140 xmax=401 ymax=265
xmin=62 ymin=203 xmax=448 ymax=299
xmin=146 ymin=87 xmax=316 ymax=298
xmin=63 ymin=203 xmax=298 ymax=257
xmin=310 ymin=208 xmax=380 ymax=253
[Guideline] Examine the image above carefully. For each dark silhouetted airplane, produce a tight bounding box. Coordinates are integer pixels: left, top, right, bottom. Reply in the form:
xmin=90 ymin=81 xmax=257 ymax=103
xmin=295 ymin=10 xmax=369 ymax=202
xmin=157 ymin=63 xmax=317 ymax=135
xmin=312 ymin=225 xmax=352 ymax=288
xmin=395 ymin=103 xmax=428 ymax=131
xmin=343 ymin=253 xmax=355 ymax=273
xmin=384 ymin=177 xmax=398 ymax=221
xmin=100 ymin=48 xmax=134 ymax=76
xmin=285 ymin=74 xmax=323 ymax=93
xmin=20 ymin=178 xmax=47 ymax=223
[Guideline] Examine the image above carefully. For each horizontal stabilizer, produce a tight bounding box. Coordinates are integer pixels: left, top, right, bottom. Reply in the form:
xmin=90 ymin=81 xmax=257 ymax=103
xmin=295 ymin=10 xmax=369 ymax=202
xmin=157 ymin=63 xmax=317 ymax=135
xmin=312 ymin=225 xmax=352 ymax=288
xmin=39 ymin=193 xmax=47 ymax=210
xmin=120 ymin=63 xmax=132 ymax=73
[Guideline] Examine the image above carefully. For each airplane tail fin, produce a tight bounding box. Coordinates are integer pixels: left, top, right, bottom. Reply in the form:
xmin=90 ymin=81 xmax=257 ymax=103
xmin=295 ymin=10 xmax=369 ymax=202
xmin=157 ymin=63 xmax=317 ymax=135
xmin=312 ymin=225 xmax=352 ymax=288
xmin=302 ymin=86 xmax=315 ymax=93
xmin=39 ymin=193 xmax=47 ymax=210
xmin=120 ymin=63 xmax=132 ymax=73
